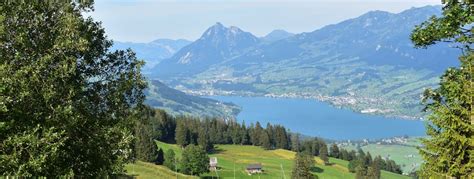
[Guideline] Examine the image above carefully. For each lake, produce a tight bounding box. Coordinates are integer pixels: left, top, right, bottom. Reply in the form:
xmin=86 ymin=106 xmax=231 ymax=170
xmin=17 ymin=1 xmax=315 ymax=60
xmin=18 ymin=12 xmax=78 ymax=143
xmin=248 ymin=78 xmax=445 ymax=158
xmin=209 ymin=96 xmax=426 ymax=140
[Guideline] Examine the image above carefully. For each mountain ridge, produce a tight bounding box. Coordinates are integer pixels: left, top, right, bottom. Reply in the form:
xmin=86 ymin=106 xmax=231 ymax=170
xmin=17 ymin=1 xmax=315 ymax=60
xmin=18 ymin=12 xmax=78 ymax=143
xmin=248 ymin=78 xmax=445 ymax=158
xmin=150 ymin=5 xmax=459 ymax=119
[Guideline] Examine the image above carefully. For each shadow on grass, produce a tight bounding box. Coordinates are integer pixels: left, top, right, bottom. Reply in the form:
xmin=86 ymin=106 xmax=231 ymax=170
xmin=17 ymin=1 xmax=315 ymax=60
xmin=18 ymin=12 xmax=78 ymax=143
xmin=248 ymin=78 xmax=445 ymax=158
xmin=115 ymin=174 xmax=136 ymax=179
xmin=311 ymin=166 xmax=324 ymax=173
xmin=209 ymin=147 xmax=225 ymax=154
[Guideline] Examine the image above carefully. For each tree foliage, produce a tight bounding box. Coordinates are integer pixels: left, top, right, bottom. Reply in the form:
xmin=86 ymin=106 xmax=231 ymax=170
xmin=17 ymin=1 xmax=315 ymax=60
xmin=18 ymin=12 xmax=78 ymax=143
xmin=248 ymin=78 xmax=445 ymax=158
xmin=319 ymin=143 xmax=329 ymax=165
xmin=163 ymin=149 xmax=177 ymax=171
xmin=180 ymin=144 xmax=209 ymax=176
xmin=0 ymin=1 xmax=146 ymax=177
xmin=291 ymin=152 xmax=316 ymax=179
xmin=410 ymin=0 xmax=473 ymax=177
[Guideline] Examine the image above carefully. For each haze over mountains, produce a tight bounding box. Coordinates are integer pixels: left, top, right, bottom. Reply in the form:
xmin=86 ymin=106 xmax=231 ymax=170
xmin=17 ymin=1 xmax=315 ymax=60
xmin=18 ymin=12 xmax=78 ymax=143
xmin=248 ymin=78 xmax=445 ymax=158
xmin=111 ymin=39 xmax=191 ymax=71
xmin=123 ymin=5 xmax=460 ymax=119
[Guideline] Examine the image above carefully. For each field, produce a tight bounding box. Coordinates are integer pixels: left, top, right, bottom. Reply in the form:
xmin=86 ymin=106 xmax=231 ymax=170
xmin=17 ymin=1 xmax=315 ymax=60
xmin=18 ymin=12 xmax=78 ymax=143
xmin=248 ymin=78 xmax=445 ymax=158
xmin=342 ymin=138 xmax=423 ymax=174
xmin=125 ymin=141 xmax=410 ymax=179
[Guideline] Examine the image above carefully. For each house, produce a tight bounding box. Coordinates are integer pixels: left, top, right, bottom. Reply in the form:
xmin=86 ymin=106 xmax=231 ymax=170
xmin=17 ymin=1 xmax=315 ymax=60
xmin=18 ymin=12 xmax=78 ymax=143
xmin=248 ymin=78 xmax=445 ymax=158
xmin=209 ymin=157 xmax=218 ymax=171
xmin=246 ymin=163 xmax=263 ymax=175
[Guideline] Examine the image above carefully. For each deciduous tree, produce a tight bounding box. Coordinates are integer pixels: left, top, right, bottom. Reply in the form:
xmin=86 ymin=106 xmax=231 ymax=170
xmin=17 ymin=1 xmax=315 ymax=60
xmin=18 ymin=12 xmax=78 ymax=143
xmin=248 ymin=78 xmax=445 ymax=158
xmin=0 ymin=1 xmax=146 ymax=177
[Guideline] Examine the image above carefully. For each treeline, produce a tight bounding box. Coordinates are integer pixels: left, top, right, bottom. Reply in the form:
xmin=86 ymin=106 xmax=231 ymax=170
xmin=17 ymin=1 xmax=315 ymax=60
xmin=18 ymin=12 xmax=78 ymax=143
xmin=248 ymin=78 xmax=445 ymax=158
xmin=134 ymin=106 xmax=403 ymax=177
xmin=143 ymin=107 xmax=292 ymax=151
xmin=328 ymin=144 xmax=402 ymax=178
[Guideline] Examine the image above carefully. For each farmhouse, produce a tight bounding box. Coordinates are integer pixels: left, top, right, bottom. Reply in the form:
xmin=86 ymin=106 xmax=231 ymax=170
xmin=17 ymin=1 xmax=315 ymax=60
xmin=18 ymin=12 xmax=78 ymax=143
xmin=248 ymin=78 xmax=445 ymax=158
xmin=209 ymin=157 xmax=218 ymax=171
xmin=246 ymin=163 xmax=263 ymax=175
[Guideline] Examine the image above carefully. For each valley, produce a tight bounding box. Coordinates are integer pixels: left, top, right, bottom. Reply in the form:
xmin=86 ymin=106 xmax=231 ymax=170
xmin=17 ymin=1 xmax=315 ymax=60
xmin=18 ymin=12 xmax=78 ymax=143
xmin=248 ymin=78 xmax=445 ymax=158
xmin=148 ymin=5 xmax=460 ymax=119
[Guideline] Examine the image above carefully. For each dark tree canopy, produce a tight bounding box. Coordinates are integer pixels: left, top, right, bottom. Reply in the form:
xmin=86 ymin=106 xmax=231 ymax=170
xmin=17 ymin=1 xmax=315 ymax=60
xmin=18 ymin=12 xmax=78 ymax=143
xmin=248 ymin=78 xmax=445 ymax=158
xmin=0 ymin=1 xmax=146 ymax=177
xmin=180 ymin=144 xmax=210 ymax=176
xmin=411 ymin=0 xmax=473 ymax=177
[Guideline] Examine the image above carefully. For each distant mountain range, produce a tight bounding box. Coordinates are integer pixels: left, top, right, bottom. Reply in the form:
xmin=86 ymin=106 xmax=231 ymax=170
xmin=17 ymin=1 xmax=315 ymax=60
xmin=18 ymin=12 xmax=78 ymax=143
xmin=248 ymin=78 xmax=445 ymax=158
xmin=155 ymin=22 xmax=260 ymax=77
xmin=111 ymin=39 xmax=191 ymax=72
xmin=145 ymin=80 xmax=240 ymax=118
xmin=147 ymin=5 xmax=461 ymax=119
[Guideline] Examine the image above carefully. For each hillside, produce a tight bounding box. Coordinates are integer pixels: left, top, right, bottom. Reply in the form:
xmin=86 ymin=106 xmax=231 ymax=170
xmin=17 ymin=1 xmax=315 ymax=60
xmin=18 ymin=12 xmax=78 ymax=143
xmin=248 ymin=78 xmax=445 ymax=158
xmin=145 ymin=80 xmax=241 ymax=118
xmin=111 ymin=39 xmax=191 ymax=71
xmin=125 ymin=141 xmax=410 ymax=179
xmin=151 ymin=6 xmax=461 ymax=119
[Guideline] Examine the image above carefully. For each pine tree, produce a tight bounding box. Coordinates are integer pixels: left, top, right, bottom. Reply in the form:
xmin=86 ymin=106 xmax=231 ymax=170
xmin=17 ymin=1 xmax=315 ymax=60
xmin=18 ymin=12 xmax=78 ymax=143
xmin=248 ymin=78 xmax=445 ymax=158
xmin=266 ymin=123 xmax=275 ymax=147
xmin=197 ymin=125 xmax=213 ymax=152
xmin=254 ymin=122 xmax=263 ymax=145
xmin=156 ymin=148 xmax=164 ymax=165
xmin=369 ymin=158 xmax=381 ymax=179
xmin=291 ymin=133 xmax=301 ymax=152
xmin=330 ymin=144 xmax=340 ymax=158
xmin=291 ymin=152 xmax=316 ymax=179
xmin=261 ymin=131 xmax=272 ymax=150
xmin=311 ymin=139 xmax=320 ymax=156
xmin=355 ymin=165 xmax=367 ymax=179
xmin=175 ymin=120 xmax=189 ymax=148
xmin=410 ymin=0 xmax=473 ymax=177
xmin=240 ymin=122 xmax=249 ymax=145
xmin=319 ymin=144 xmax=329 ymax=165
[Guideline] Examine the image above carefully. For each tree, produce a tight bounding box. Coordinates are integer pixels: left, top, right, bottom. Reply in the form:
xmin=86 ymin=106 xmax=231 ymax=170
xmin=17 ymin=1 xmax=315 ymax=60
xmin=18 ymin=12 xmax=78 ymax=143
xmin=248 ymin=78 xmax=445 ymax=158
xmin=291 ymin=133 xmax=301 ymax=152
xmin=180 ymin=144 xmax=210 ymax=176
xmin=0 ymin=2 xmax=146 ymax=177
xmin=156 ymin=148 xmax=164 ymax=165
xmin=261 ymin=131 xmax=272 ymax=150
xmin=372 ymin=156 xmax=384 ymax=178
xmin=319 ymin=144 xmax=329 ymax=165
xmin=175 ymin=120 xmax=189 ymax=148
xmin=291 ymin=152 xmax=316 ymax=179
xmin=134 ymin=109 xmax=159 ymax=163
xmin=197 ymin=125 xmax=213 ymax=152
xmin=410 ymin=1 xmax=473 ymax=178
xmin=329 ymin=144 xmax=340 ymax=158
xmin=163 ymin=149 xmax=177 ymax=171
xmin=355 ymin=165 xmax=368 ymax=179
xmin=240 ymin=122 xmax=250 ymax=145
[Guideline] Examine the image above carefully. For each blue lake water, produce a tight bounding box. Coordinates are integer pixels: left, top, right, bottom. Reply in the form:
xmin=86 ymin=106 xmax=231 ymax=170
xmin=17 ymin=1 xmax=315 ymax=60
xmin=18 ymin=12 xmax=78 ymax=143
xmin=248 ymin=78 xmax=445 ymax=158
xmin=209 ymin=96 xmax=426 ymax=140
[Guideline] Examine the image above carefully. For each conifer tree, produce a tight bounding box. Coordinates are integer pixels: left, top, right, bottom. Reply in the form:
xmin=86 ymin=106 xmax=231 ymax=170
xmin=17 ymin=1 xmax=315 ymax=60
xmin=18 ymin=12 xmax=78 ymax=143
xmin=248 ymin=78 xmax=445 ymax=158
xmin=319 ymin=144 xmax=329 ymax=165
xmin=175 ymin=120 xmax=189 ymax=147
xmin=291 ymin=152 xmax=316 ymax=179
xmin=291 ymin=133 xmax=301 ymax=152
xmin=261 ymin=131 xmax=272 ymax=150
xmin=156 ymin=148 xmax=164 ymax=165
xmin=410 ymin=0 xmax=473 ymax=177
xmin=198 ymin=125 xmax=213 ymax=152
xmin=330 ymin=144 xmax=340 ymax=158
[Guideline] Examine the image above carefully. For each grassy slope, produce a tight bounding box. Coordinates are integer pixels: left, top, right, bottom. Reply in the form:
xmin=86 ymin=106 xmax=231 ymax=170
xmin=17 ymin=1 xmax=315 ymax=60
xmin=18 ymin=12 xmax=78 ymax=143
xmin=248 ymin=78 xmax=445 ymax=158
xmin=125 ymin=161 xmax=197 ymax=179
xmin=342 ymin=138 xmax=423 ymax=174
xmin=124 ymin=141 xmax=409 ymax=179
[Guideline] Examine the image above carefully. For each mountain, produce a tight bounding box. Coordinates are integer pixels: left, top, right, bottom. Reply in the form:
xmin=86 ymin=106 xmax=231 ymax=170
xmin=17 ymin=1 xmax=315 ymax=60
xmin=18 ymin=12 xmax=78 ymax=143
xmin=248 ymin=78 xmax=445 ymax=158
xmin=261 ymin=29 xmax=294 ymax=43
xmin=111 ymin=39 xmax=191 ymax=71
xmin=153 ymin=22 xmax=260 ymax=77
xmin=145 ymin=80 xmax=240 ymax=118
xmin=150 ymin=6 xmax=461 ymax=118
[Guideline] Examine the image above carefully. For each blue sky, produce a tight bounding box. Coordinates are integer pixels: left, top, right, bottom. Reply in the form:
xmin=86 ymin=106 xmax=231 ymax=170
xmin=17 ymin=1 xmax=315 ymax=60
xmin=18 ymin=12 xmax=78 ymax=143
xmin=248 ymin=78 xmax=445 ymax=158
xmin=90 ymin=0 xmax=440 ymax=42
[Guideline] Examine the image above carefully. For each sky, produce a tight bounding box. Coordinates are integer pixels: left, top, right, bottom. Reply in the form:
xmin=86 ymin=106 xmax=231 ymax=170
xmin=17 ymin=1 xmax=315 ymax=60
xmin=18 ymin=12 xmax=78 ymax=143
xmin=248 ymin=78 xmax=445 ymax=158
xmin=89 ymin=0 xmax=441 ymax=43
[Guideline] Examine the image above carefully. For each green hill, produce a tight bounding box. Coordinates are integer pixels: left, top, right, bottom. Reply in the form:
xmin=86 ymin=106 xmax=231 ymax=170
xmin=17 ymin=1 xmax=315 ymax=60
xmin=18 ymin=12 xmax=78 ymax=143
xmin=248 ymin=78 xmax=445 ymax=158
xmin=145 ymin=80 xmax=241 ymax=118
xmin=125 ymin=141 xmax=410 ymax=179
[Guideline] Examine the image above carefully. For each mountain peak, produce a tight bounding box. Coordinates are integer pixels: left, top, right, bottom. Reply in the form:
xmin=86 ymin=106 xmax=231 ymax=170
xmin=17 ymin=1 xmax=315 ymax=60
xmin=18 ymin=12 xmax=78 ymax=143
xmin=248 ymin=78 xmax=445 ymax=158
xmin=200 ymin=23 xmax=258 ymax=43
xmin=262 ymin=29 xmax=294 ymax=42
